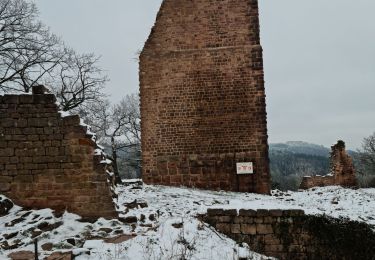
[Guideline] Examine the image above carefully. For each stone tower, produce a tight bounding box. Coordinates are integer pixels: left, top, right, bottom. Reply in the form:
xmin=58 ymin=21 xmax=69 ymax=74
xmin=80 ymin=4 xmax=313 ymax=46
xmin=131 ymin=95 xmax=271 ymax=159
xmin=139 ymin=0 xmax=270 ymax=193
xmin=330 ymin=141 xmax=357 ymax=187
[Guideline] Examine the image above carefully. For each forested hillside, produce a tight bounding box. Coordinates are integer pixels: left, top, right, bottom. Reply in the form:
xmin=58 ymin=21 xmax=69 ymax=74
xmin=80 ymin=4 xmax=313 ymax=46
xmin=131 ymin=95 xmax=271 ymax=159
xmin=269 ymin=142 xmax=331 ymax=190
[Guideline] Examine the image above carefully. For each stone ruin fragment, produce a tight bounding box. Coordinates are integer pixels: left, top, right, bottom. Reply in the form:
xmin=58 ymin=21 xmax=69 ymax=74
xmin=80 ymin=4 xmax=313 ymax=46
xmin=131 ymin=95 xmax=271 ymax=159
xmin=299 ymin=140 xmax=357 ymax=189
xmin=0 ymin=86 xmax=117 ymax=219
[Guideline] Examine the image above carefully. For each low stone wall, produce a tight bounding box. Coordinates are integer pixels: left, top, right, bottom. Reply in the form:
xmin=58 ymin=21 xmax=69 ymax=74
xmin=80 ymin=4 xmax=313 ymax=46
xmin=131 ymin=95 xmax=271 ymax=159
xmin=299 ymin=175 xmax=335 ymax=190
xmin=0 ymin=86 xmax=117 ymax=219
xmin=203 ymin=208 xmax=375 ymax=260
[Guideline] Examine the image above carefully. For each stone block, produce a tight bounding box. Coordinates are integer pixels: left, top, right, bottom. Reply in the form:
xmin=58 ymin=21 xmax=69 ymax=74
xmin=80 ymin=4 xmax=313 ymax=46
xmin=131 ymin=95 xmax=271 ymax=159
xmin=207 ymin=208 xmax=224 ymax=216
xmin=32 ymin=85 xmax=48 ymax=94
xmin=0 ymin=179 xmax=12 ymax=192
xmin=231 ymin=224 xmax=241 ymax=234
xmin=2 ymin=95 xmax=19 ymax=104
xmin=223 ymin=209 xmax=238 ymax=216
xmin=241 ymin=224 xmax=256 ymax=235
xmin=239 ymin=209 xmax=257 ymax=217
xmin=62 ymin=115 xmax=80 ymax=126
xmin=269 ymin=209 xmax=283 ymax=217
xmin=216 ymin=223 xmax=231 ymax=233
xmin=283 ymin=209 xmax=305 ymax=217
xmin=256 ymin=224 xmax=273 ymax=234
xmin=218 ymin=216 xmax=232 ymax=223
xmin=256 ymin=209 xmax=270 ymax=217
xmin=234 ymin=216 xmax=245 ymax=224
xmin=0 ymin=148 xmax=14 ymax=156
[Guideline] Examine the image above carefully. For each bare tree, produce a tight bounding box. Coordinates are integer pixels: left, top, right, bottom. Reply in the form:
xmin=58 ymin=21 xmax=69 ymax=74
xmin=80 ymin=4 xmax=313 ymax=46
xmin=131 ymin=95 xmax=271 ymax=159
xmin=47 ymin=51 xmax=108 ymax=111
xmin=0 ymin=0 xmax=64 ymax=92
xmin=0 ymin=0 xmax=107 ymax=111
xmin=357 ymin=132 xmax=375 ymax=187
xmin=81 ymin=94 xmax=141 ymax=184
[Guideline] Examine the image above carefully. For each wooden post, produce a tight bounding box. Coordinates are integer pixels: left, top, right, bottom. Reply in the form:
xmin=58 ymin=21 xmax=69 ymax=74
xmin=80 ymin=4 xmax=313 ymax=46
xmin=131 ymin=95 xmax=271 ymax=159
xmin=34 ymin=238 xmax=38 ymax=260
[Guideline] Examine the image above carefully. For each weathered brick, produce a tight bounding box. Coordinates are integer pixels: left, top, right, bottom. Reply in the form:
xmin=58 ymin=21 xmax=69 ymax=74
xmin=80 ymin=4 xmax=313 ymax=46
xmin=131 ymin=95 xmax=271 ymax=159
xmin=269 ymin=209 xmax=283 ymax=217
xmin=216 ymin=223 xmax=231 ymax=233
xmin=241 ymin=224 xmax=257 ymax=235
xmin=223 ymin=209 xmax=238 ymax=216
xmin=239 ymin=209 xmax=257 ymax=217
xmin=257 ymin=209 xmax=270 ymax=217
xmin=0 ymin=148 xmax=14 ymax=156
xmin=207 ymin=208 xmax=224 ymax=216
xmin=231 ymin=224 xmax=241 ymax=234
xmin=283 ymin=210 xmax=305 ymax=217
xmin=256 ymin=224 xmax=273 ymax=235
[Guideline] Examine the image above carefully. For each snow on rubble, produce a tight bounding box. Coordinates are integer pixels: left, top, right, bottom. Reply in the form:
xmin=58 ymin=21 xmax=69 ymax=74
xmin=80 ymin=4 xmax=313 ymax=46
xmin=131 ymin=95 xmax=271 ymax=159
xmin=0 ymin=183 xmax=374 ymax=259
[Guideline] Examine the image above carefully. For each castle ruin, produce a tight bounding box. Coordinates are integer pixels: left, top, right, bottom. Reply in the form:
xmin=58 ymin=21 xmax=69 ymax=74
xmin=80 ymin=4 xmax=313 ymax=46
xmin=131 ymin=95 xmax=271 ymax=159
xmin=139 ymin=0 xmax=270 ymax=193
xmin=299 ymin=140 xmax=357 ymax=189
xmin=0 ymin=86 xmax=117 ymax=219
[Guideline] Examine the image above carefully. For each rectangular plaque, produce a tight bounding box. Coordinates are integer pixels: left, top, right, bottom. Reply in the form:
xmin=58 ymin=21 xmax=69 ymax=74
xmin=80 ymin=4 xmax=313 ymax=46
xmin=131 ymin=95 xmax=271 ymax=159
xmin=236 ymin=162 xmax=254 ymax=174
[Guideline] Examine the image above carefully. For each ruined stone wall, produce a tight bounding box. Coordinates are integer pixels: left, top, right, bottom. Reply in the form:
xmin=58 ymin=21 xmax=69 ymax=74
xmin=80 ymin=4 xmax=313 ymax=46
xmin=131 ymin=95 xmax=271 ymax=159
xmin=300 ymin=140 xmax=357 ymax=190
xmin=0 ymin=86 xmax=117 ymax=219
xmin=140 ymin=0 xmax=270 ymax=193
xmin=299 ymin=175 xmax=335 ymax=189
xmin=330 ymin=140 xmax=357 ymax=187
xmin=203 ymin=208 xmax=375 ymax=260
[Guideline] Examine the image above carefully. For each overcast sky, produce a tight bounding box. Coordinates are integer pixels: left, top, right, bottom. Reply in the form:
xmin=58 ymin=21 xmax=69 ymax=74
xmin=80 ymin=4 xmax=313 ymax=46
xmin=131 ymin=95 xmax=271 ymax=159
xmin=35 ymin=0 xmax=375 ymax=150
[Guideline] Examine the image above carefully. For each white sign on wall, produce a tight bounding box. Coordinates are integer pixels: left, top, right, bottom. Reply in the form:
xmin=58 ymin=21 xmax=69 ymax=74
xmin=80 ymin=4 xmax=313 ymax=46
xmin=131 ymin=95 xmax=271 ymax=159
xmin=236 ymin=162 xmax=254 ymax=174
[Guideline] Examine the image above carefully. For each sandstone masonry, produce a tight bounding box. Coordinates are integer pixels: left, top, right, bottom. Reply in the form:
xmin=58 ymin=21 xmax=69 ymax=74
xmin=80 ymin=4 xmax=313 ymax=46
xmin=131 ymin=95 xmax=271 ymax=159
xmin=203 ymin=208 xmax=375 ymax=260
xmin=0 ymin=86 xmax=117 ymax=219
xmin=139 ymin=0 xmax=270 ymax=193
xmin=299 ymin=140 xmax=357 ymax=190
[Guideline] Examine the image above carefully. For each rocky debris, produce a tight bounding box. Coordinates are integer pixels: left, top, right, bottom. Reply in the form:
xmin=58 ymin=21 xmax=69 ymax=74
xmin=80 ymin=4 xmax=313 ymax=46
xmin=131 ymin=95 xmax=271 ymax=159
xmin=7 ymin=251 xmax=35 ymax=260
xmin=123 ymin=179 xmax=143 ymax=189
xmin=66 ymin=238 xmax=76 ymax=246
xmin=172 ymin=222 xmax=183 ymax=229
xmin=77 ymin=217 xmax=98 ymax=224
xmin=119 ymin=216 xmax=137 ymax=224
xmin=104 ymin=234 xmax=137 ymax=244
xmin=26 ymin=222 xmax=63 ymax=239
xmin=1 ymin=239 xmax=23 ymax=250
xmin=124 ymin=199 xmax=148 ymax=210
xmin=3 ymin=231 xmax=18 ymax=240
xmin=45 ymin=251 xmax=72 ymax=260
xmin=98 ymin=228 xmax=113 ymax=234
xmin=37 ymin=221 xmax=63 ymax=232
xmin=5 ymin=217 xmax=26 ymax=227
xmin=31 ymin=230 xmax=42 ymax=239
xmin=41 ymin=243 xmax=53 ymax=251
xmin=0 ymin=198 xmax=14 ymax=216
xmin=139 ymin=223 xmax=153 ymax=228
xmin=114 ymin=229 xmax=124 ymax=234
xmin=149 ymin=213 xmax=156 ymax=221
xmin=21 ymin=211 xmax=32 ymax=218
xmin=52 ymin=211 xmax=64 ymax=218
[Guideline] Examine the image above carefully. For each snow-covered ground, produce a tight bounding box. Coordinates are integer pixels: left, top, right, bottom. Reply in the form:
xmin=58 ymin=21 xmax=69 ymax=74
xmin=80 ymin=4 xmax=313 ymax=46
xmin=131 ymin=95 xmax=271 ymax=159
xmin=1 ymin=183 xmax=374 ymax=259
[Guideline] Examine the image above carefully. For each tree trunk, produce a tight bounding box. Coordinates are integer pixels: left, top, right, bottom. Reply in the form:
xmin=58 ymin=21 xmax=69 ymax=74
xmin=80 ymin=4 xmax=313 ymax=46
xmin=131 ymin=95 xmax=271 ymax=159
xmin=111 ymin=136 xmax=122 ymax=185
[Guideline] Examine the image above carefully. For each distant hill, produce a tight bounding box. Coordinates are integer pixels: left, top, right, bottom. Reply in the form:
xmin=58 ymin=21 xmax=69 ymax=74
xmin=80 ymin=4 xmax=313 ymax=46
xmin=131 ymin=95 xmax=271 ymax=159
xmin=270 ymin=141 xmax=330 ymax=157
xmin=269 ymin=141 xmax=331 ymax=190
